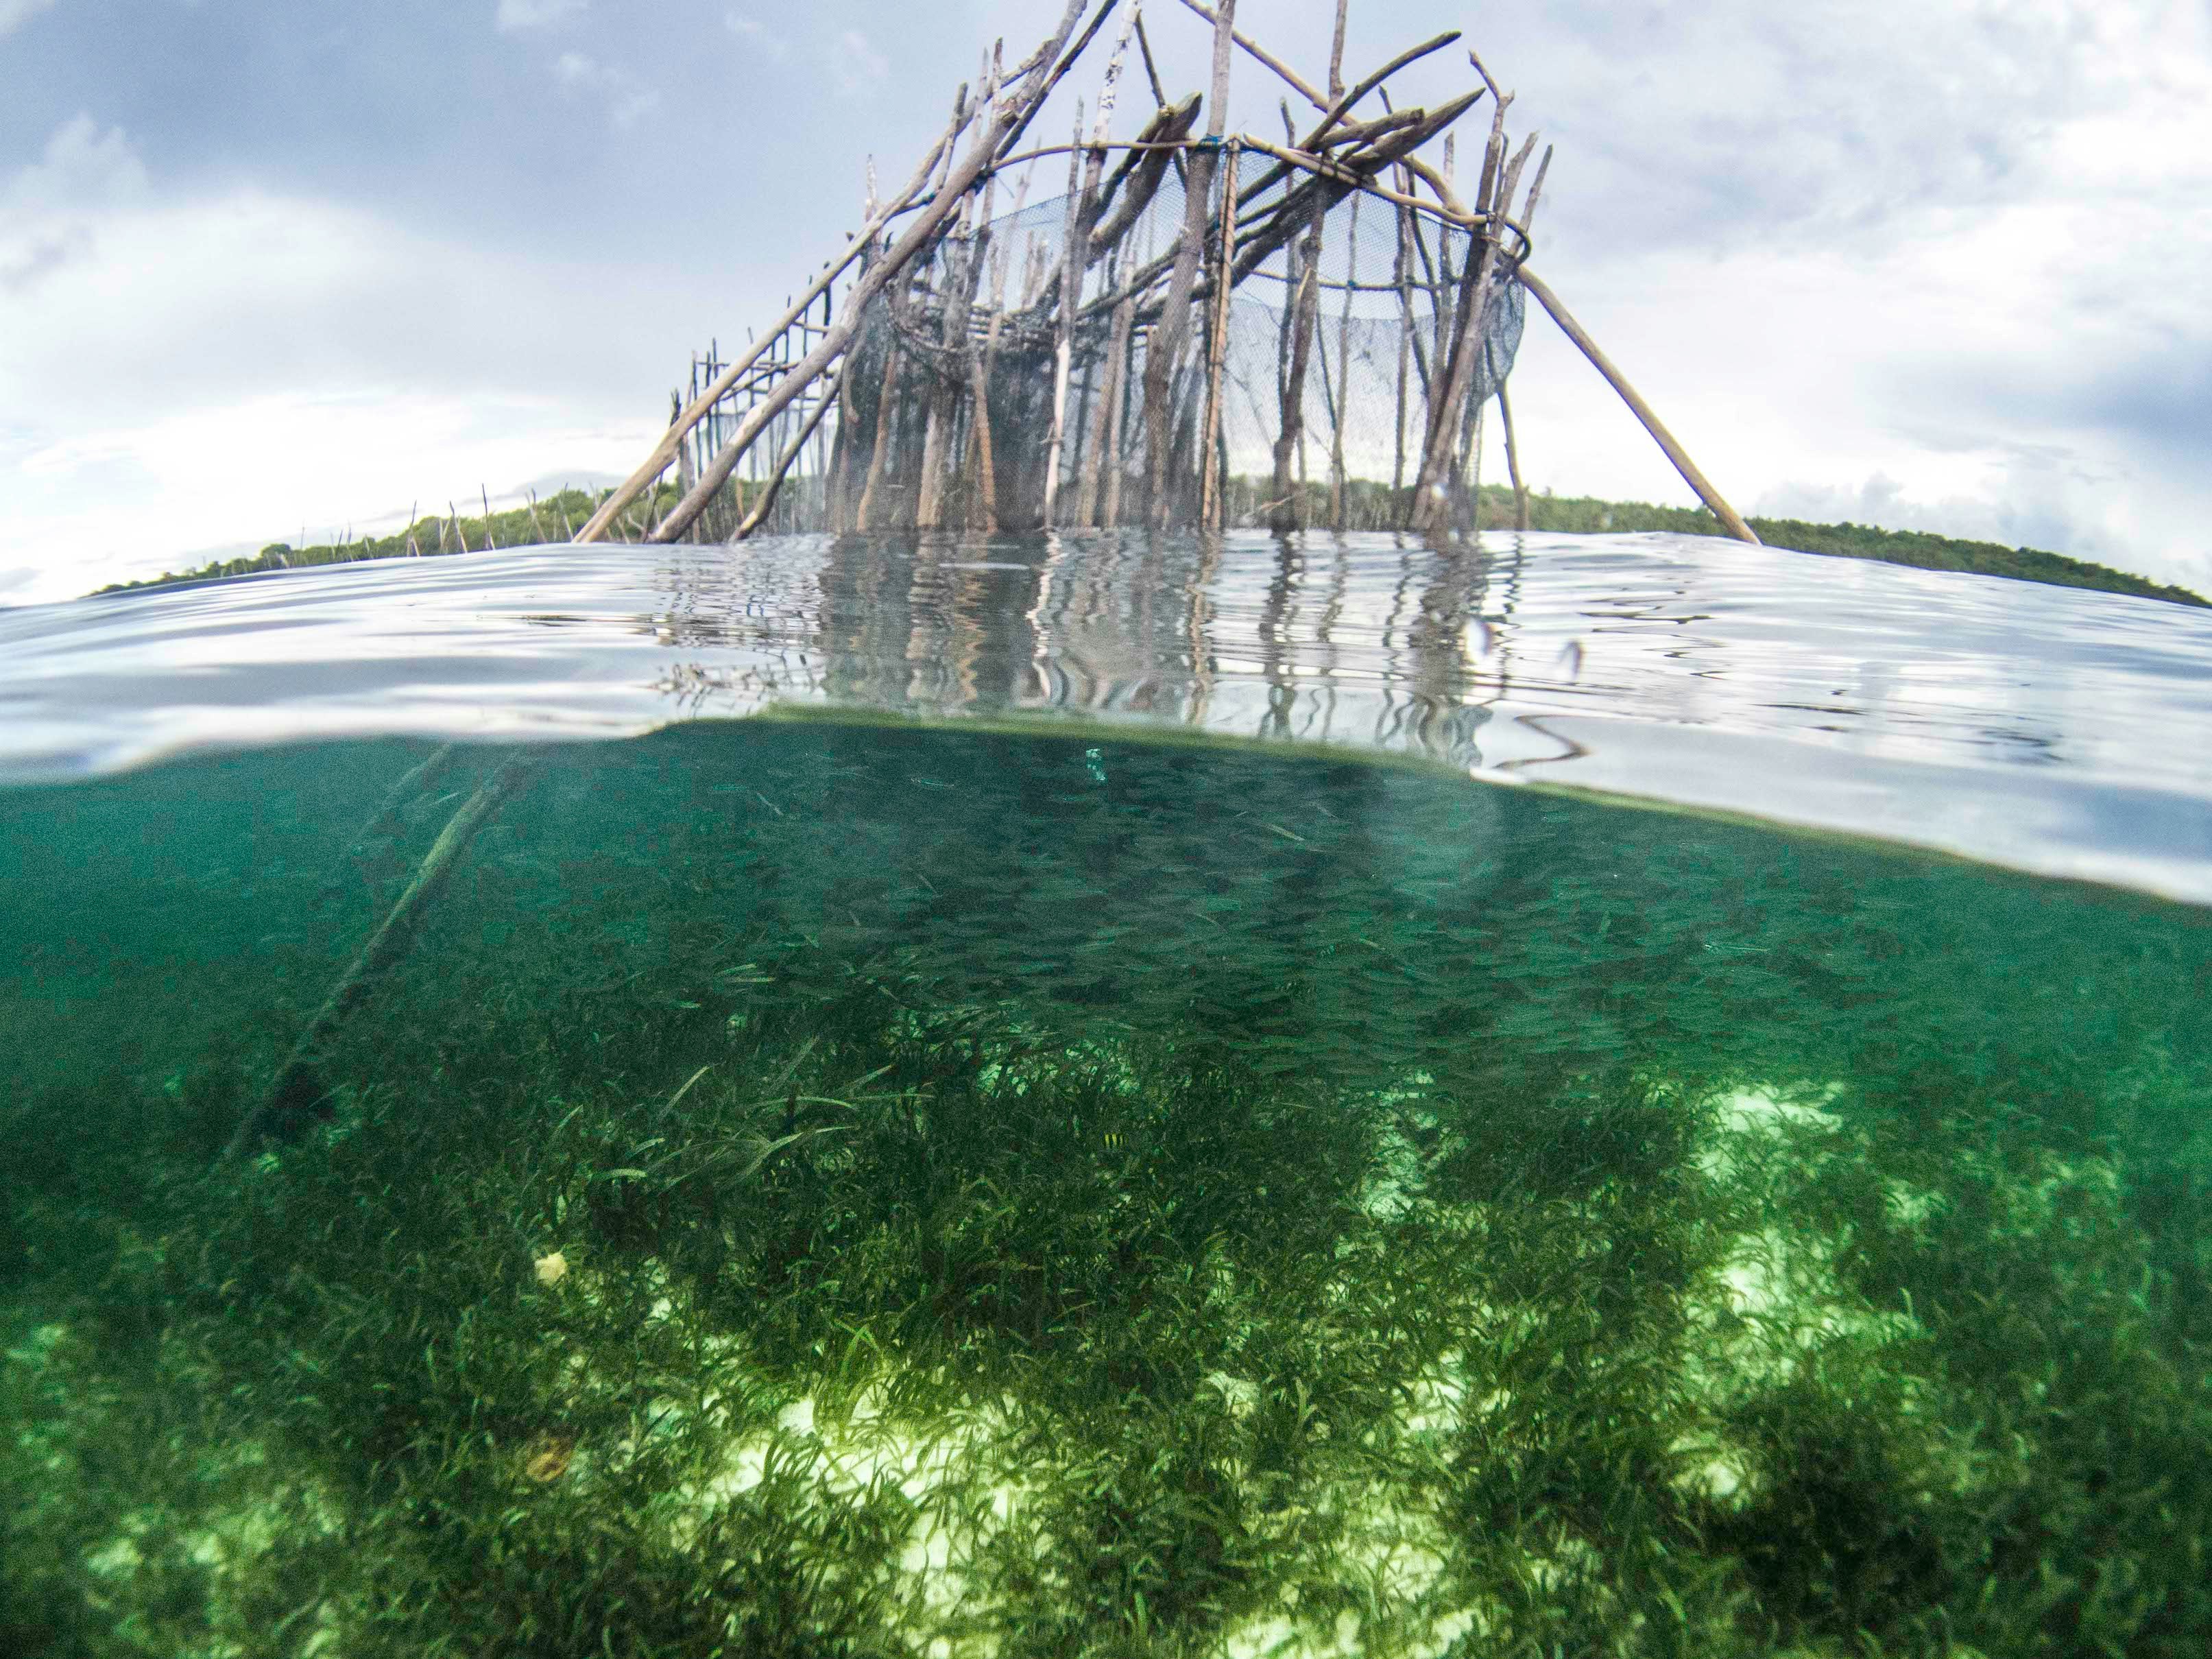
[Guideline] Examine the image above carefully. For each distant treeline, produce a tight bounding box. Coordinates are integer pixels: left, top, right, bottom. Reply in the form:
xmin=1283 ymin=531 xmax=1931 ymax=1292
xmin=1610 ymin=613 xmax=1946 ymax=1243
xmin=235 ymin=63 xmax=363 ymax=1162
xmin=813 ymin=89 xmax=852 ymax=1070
xmin=93 ymin=480 xmax=2207 ymax=610
xmin=90 ymin=484 xmax=682 ymax=597
xmin=1501 ymin=489 xmax=2208 ymax=609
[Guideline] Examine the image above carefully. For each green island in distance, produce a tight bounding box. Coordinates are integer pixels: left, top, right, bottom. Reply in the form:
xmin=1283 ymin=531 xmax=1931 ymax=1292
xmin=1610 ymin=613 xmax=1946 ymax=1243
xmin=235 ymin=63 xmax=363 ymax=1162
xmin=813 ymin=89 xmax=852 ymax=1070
xmin=90 ymin=481 xmax=2209 ymax=611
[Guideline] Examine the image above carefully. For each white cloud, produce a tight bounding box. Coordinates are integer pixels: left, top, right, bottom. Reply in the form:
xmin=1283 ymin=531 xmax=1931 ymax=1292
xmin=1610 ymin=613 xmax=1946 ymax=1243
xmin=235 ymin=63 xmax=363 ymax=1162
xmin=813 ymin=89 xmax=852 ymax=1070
xmin=495 ymin=0 xmax=586 ymax=32
xmin=551 ymin=51 xmax=660 ymax=129
xmin=0 ymin=184 xmax=721 ymax=604
xmin=1 ymin=116 xmax=149 ymax=296
xmin=828 ymin=28 xmax=888 ymax=98
xmin=0 ymin=0 xmax=58 ymax=40
xmin=3 ymin=114 xmax=148 ymax=213
xmin=724 ymin=10 xmax=787 ymax=62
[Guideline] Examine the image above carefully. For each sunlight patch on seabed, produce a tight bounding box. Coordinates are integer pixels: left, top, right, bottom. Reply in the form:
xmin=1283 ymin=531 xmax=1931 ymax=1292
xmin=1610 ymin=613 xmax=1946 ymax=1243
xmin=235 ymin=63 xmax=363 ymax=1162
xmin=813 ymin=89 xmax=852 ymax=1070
xmin=4 ymin=1074 xmax=1984 ymax=1657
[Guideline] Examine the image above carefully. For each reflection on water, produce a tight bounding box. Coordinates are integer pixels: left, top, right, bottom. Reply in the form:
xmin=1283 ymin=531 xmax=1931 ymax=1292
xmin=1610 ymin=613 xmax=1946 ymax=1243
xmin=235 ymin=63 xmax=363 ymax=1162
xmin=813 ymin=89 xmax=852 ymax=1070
xmin=3 ymin=529 xmax=2211 ymax=896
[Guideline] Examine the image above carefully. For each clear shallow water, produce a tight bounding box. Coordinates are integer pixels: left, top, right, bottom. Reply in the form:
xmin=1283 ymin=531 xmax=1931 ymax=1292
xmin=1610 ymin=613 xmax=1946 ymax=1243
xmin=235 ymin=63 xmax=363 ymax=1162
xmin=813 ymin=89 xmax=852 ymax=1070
xmin=3 ymin=534 xmax=2211 ymax=1656
xmin=5 ymin=530 xmax=2212 ymax=900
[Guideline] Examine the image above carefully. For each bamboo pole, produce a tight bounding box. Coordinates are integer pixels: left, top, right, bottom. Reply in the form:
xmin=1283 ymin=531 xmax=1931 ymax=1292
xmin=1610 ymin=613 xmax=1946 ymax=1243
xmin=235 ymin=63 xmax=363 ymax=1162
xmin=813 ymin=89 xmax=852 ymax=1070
xmin=228 ymin=754 xmax=536 ymax=1156
xmin=1515 ymin=267 xmax=1759 ymax=545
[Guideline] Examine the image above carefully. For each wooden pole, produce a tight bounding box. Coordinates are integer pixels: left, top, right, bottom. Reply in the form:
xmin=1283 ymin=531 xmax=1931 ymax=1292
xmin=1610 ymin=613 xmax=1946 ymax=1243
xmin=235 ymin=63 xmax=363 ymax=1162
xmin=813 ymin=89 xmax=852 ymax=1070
xmin=1269 ymin=194 xmax=1322 ymax=532
xmin=1040 ymin=106 xmax=1087 ymax=528
xmin=228 ymin=754 xmax=536 ymax=1156
xmin=1497 ymin=381 xmax=1529 ymax=532
xmin=734 ymin=372 xmax=843 ymax=540
xmin=575 ymin=98 xmax=976 ymax=543
xmin=854 ymin=342 xmax=903 ymax=531
xmin=1515 ymin=267 xmax=1759 ymax=545
xmin=1173 ymin=0 xmax=1325 ymax=110
xmin=1198 ymin=138 xmax=1240 ymax=532
xmin=1099 ymin=291 xmax=1138 ymax=527
xmin=1330 ymin=191 xmax=1359 ymax=531
xmin=651 ymin=1 xmax=1090 ymax=545
xmin=1145 ymin=0 xmax=1234 ymax=528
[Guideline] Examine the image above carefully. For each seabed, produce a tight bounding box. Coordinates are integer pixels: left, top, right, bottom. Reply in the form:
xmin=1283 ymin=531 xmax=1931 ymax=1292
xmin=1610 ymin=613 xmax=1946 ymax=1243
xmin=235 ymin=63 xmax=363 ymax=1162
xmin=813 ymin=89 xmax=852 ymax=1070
xmin=4 ymin=724 xmax=2208 ymax=1656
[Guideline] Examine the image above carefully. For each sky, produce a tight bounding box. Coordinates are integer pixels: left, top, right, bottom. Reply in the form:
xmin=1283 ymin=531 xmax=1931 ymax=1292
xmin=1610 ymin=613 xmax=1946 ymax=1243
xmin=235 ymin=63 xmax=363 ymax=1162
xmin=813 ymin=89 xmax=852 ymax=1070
xmin=1 ymin=0 xmax=2208 ymax=606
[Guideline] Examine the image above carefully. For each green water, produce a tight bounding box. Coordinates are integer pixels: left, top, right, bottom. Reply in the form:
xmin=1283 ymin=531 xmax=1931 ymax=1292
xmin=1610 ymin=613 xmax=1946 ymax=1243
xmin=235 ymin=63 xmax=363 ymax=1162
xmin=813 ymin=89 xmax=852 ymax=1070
xmin=3 ymin=721 xmax=2207 ymax=1657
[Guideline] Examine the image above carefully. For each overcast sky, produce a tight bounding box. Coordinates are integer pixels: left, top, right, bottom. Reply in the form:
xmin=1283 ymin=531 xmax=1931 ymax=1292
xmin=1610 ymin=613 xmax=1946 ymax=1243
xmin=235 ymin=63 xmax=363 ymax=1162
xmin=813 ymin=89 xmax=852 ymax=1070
xmin=2 ymin=0 xmax=2207 ymax=605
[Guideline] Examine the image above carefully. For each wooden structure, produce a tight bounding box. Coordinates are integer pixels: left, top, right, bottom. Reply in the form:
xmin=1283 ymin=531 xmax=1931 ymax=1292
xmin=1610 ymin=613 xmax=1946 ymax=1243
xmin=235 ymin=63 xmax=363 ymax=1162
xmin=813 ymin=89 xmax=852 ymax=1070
xmin=577 ymin=0 xmax=1757 ymax=547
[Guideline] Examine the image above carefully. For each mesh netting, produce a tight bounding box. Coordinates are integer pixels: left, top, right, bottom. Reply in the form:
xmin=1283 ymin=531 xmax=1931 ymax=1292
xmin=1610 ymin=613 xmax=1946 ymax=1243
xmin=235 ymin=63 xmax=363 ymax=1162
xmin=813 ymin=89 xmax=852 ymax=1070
xmin=680 ymin=147 xmax=1524 ymax=537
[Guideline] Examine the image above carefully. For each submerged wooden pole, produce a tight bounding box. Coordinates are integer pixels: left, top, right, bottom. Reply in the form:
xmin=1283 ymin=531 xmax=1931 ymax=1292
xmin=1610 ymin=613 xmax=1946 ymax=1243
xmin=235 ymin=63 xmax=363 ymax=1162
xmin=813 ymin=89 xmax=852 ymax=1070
xmin=228 ymin=754 xmax=537 ymax=1158
xmin=1515 ymin=267 xmax=1759 ymax=545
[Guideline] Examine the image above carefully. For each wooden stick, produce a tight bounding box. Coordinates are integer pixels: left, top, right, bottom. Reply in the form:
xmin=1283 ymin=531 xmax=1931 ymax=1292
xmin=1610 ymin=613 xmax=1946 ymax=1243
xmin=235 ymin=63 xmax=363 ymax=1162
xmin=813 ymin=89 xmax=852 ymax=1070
xmin=969 ymin=173 xmax=1029 ymax=532
xmin=1497 ymin=381 xmax=1528 ymax=532
xmin=1301 ymin=32 xmax=1464 ymax=149
xmin=318 ymin=741 xmax=461 ymax=905
xmin=1146 ymin=0 xmax=1235 ymax=527
xmin=992 ymin=0 xmax=1120 ymax=165
xmin=915 ymin=197 xmax=980 ymax=528
xmin=854 ymin=342 xmax=903 ymax=531
xmin=575 ymin=88 xmax=982 ymax=543
xmin=1269 ymin=195 xmax=1322 ymax=531
xmin=1041 ymin=107 xmax=1088 ymax=527
xmin=228 ymin=754 xmax=536 ymax=1156
xmin=1199 ymin=138 xmax=1240 ymax=531
xmin=1172 ymin=0 xmax=1325 ymax=110
xmin=734 ymin=372 xmax=843 ymax=540
xmin=1098 ymin=290 xmax=1138 ymax=527
xmin=1409 ymin=97 xmax=1512 ymax=527
xmin=652 ymin=2 xmax=1090 ymax=543
xmin=1330 ymin=190 xmax=1359 ymax=530
xmin=1516 ymin=267 xmax=1759 ymax=545
xmin=1327 ymin=0 xmax=1349 ymax=99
